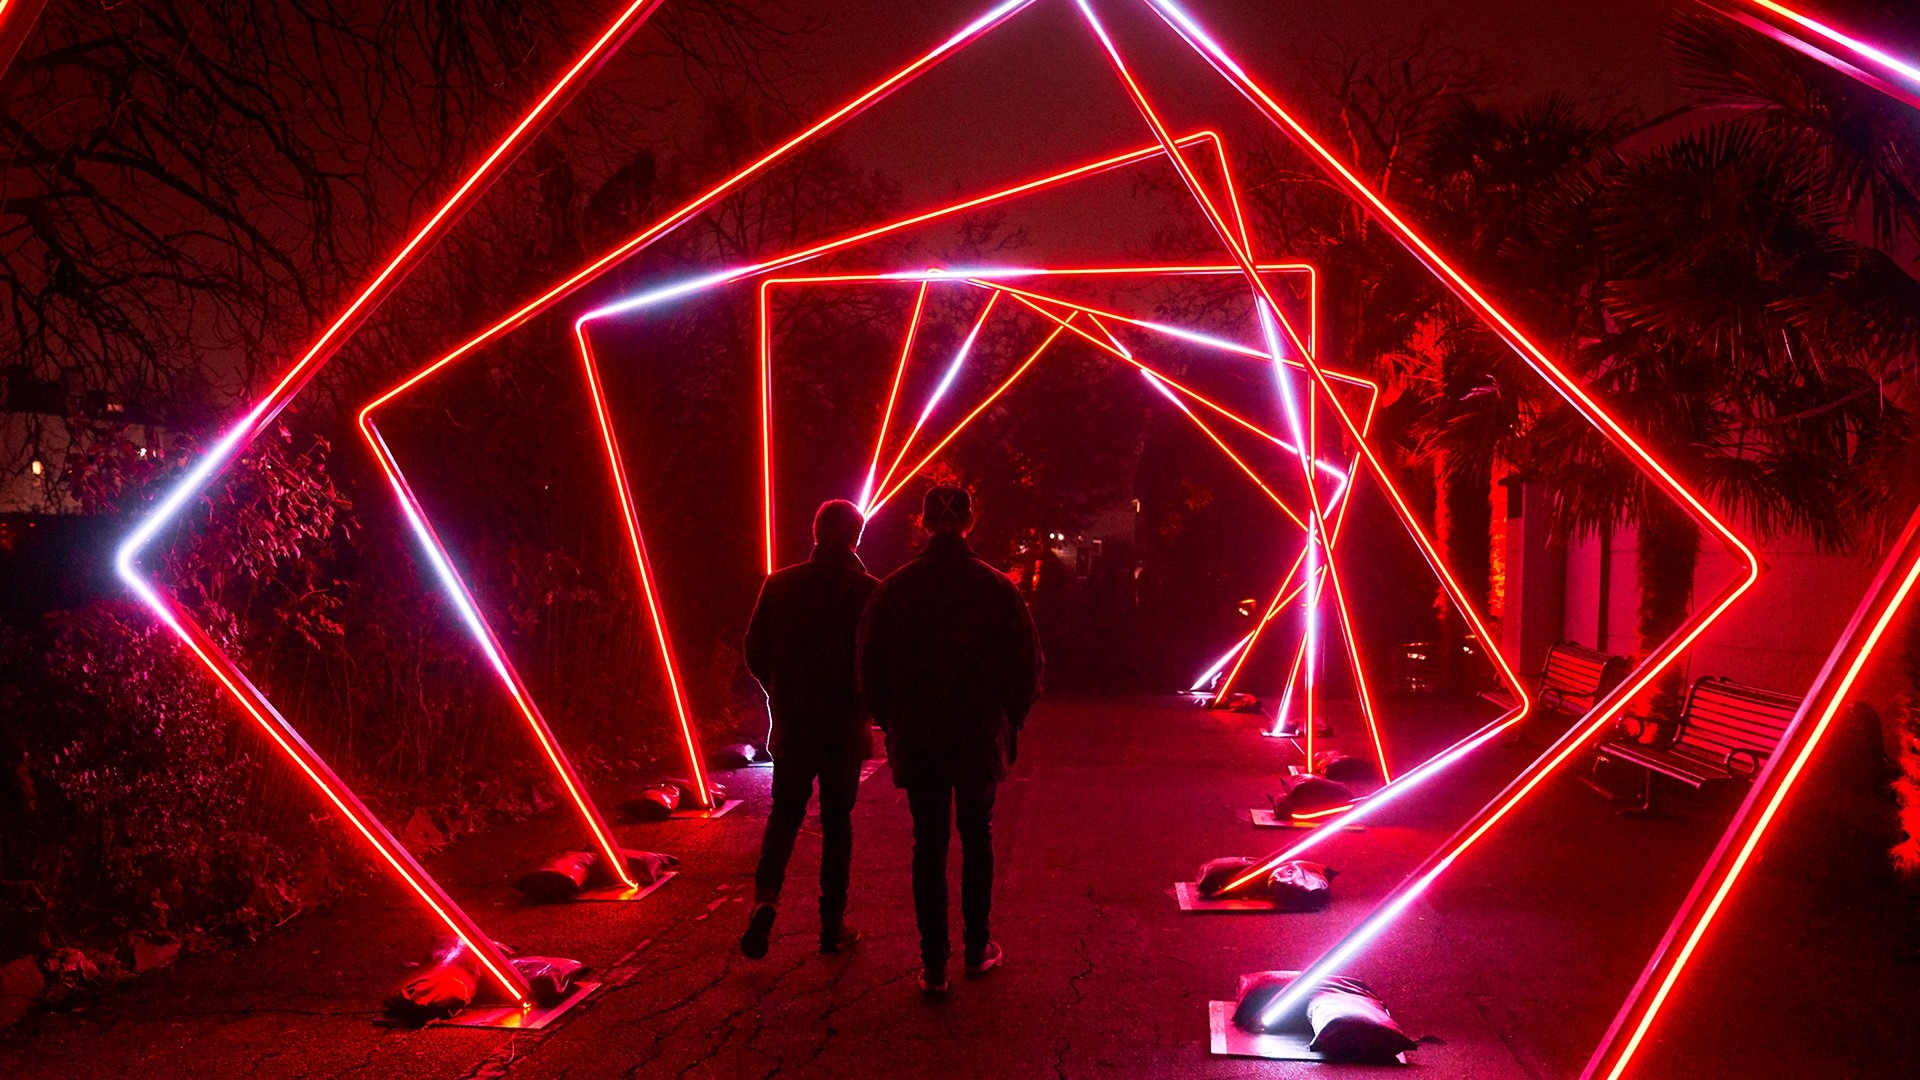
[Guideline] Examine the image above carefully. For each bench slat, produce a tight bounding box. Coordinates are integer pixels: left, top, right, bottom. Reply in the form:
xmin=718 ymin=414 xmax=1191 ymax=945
xmin=1673 ymin=678 xmax=1797 ymax=760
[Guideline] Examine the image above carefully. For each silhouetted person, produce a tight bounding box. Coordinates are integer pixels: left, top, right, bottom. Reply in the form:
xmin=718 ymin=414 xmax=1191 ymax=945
xmin=858 ymin=486 xmax=1042 ymax=994
xmin=740 ymin=499 xmax=878 ymax=959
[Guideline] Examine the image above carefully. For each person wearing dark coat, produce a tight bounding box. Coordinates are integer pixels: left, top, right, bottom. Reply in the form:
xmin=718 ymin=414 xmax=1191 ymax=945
xmin=739 ymin=499 xmax=879 ymax=960
xmin=857 ymin=485 xmax=1041 ymax=994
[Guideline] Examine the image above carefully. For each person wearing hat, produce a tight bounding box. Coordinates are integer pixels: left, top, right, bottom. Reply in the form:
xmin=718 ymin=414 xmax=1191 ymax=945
xmin=857 ymin=485 xmax=1042 ymax=994
xmin=740 ymin=499 xmax=879 ymax=960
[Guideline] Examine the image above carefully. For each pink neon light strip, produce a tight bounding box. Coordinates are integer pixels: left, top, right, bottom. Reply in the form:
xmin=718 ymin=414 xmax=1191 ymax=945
xmin=756 ymin=260 xmax=1342 ymax=569
xmin=361 ymin=422 xmax=638 ymax=886
xmin=575 ymin=324 xmax=716 ymax=809
xmin=1725 ymin=1 xmax=1920 ymax=109
xmin=858 ymin=279 xmax=933 ymax=518
xmin=1590 ymin=16 xmax=1920 ymax=1075
xmin=113 ymin=0 xmax=671 ymax=1004
xmin=1586 ymin=507 xmax=1920 ymax=1077
xmin=361 ymin=0 xmax=1056 ymax=820
xmin=1124 ymin=0 xmax=1762 ymax=1026
xmin=870 ymin=290 xmax=1004 ymax=508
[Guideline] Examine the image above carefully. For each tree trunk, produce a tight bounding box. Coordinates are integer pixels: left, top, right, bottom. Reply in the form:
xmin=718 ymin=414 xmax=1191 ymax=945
xmin=1434 ymin=450 xmax=1493 ymax=691
xmin=1636 ymin=502 xmax=1699 ymax=720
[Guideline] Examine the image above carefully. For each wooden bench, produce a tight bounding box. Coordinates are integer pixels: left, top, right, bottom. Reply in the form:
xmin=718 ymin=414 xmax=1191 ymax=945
xmin=1586 ymin=675 xmax=1800 ymax=811
xmin=1481 ymin=640 xmax=1629 ymax=719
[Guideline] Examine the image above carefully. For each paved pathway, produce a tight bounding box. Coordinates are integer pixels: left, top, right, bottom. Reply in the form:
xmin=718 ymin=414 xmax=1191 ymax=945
xmin=2 ymin=694 xmax=1909 ymax=1077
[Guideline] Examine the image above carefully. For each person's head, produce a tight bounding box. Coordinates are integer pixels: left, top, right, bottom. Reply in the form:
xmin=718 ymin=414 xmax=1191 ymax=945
xmin=920 ymin=485 xmax=974 ymax=536
xmin=813 ymin=499 xmax=865 ymax=550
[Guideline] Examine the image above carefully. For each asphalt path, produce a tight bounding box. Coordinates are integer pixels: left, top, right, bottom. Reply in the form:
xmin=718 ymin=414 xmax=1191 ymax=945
xmin=2 ymin=694 xmax=1910 ymax=1077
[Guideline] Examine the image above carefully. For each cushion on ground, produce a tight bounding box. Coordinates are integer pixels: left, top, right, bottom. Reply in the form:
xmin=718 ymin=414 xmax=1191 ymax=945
xmin=1307 ymin=981 xmax=1419 ymax=1063
xmin=514 ymin=850 xmax=596 ymax=902
xmin=511 ymin=955 xmax=588 ymax=1006
xmin=614 ymin=849 xmax=678 ymax=886
xmin=666 ymin=777 xmax=726 ymax=804
xmin=1196 ymin=856 xmax=1260 ymax=898
xmin=384 ymin=938 xmax=486 ymax=1022
xmin=618 ymin=784 xmax=681 ymax=821
xmin=1264 ymin=860 xmax=1335 ymax=911
xmin=1314 ymin=751 xmax=1383 ymax=787
xmin=1231 ymin=971 xmax=1398 ymax=1037
xmin=1272 ymin=774 xmax=1354 ymax=816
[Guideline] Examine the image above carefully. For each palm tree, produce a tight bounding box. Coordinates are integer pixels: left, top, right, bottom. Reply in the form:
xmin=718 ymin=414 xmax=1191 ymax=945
xmin=1393 ymin=97 xmax=1623 ymax=681
xmin=1514 ymin=21 xmax=1920 ymax=712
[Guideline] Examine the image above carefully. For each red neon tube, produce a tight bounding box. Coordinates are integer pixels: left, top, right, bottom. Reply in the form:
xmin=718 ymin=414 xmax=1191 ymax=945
xmin=859 ymin=279 xmax=934 ymax=518
xmin=113 ymin=0 xmax=670 ymax=1004
xmin=576 ymin=323 xmax=715 ymax=809
xmin=360 ymin=420 xmax=638 ymax=887
xmin=1715 ymin=0 xmax=1920 ymax=111
xmin=992 ymin=283 xmax=1372 ymax=739
xmin=1586 ymin=504 xmax=1920 ymax=1077
xmin=1590 ymin=14 xmax=1920 ymax=1073
xmin=870 ymin=290 xmax=1005 ymax=507
xmin=1127 ymin=0 xmax=1762 ymax=1023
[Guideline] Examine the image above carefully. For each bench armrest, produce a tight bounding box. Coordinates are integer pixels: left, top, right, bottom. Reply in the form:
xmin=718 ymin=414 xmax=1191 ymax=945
xmin=1725 ymin=748 xmax=1766 ymax=777
xmin=1614 ymin=714 xmax=1652 ymax=742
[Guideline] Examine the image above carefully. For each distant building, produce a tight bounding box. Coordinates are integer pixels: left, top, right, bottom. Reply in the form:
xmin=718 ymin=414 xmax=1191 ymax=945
xmin=2 ymin=366 xmax=170 ymax=514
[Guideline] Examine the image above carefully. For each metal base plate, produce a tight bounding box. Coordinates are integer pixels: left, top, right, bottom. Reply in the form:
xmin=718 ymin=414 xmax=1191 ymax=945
xmin=1175 ymin=881 xmax=1284 ymax=913
xmin=671 ymin=798 xmax=742 ymax=820
xmin=433 ymin=980 xmax=600 ymax=1030
xmin=1250 ymin=808 xmax=1367 ymax=831
xmin=573 ymin=870 xmax=677 ymax=903
xmin=1208 ymin=1000 xmax=1407 ymax=1063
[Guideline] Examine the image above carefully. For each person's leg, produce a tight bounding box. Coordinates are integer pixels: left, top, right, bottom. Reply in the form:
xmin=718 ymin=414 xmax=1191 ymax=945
xmin=743 ymin=758 xmax=816 ymax=959
xmin=754 ymin=758 xmax=818 ymax=905
xmin=954 ymin=778 xmax=999 ymax=960
xmin=815 ymin=754 xmax=861 ymax=935
xmin=906 ymin=783 xmax=954 ymax=976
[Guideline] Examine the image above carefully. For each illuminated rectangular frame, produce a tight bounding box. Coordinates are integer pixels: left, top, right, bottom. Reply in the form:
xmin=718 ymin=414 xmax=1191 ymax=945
xmin=366 ymin=126 xmax=1245 ymax=821
xmin=110 ymin=0 xmax=1760 ymax=1021
xmin=1587 ymin=7 xmax=1920 ymax=1074
xmin=111 ymin=0 xmax=673 ymax=1006
xmin=1079 ymin=0 xmax=1760 ymax=1027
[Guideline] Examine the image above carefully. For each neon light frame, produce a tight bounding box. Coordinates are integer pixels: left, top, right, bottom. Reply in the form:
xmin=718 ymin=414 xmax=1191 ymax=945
xmin=259 ymin=0 xmax=1758 ymax=1014
xmin=110 ymin=0 xmax=672 ymax=1006
xmin=364 ymin=127 xmax=1251 ymax=815
xmin=1587 ymin=11 xmax=1920 ymax=1074
xmin=755 ymin=263 xmax=1331 ymax=569
xmin=1714 ymin=0 xmax=1920 ymax=111
xmin=755 ymin=270 xmax=1375 ymax=749
xmin=959 ymin=277 xmax=1394 ymax=772
xmin=560 ymin=134 xmax=1380 ymax=811
xmin=1094 ymin=0 xmax=1758 ymax=1027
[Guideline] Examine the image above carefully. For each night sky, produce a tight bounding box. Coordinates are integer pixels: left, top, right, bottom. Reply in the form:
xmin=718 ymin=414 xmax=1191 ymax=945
xmin=800 ymin=0 xmax=1690 ymax=196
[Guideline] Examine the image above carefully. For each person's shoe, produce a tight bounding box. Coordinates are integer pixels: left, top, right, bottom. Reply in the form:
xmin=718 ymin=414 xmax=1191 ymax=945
xmin=918 ymin=961 xmax=950 ymax=995
xmin=739 ymin=903 xmax=777 ymax=960
xmin=819 ymin=922 xmax=862 ymax=954
xmin=964 ymin=941 xmax=1003 ymax=977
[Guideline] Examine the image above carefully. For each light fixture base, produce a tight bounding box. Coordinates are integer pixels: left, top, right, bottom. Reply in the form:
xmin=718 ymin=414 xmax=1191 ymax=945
xmin=432 ymin=980 xmax=600 ymax=1030
xmin=670 ymin=798 xmax=743 ymax=820
xmin=572 ymin=870 xmax=677 ymax=903
xmin=1173 ymin=881 xmax=1285 ymax=913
